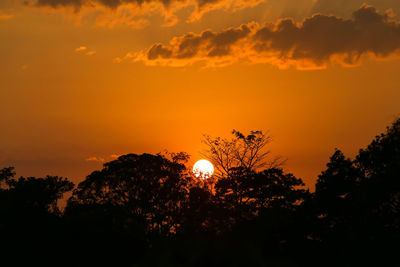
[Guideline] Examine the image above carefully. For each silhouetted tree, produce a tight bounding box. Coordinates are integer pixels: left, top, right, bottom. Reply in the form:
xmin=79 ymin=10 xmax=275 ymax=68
xmin=310 ymin=149 xmax=364 ymax=256
xmin=314 ymin=149 xmax=363 ymax=224
xmin=68 ymin=153 xmax=191 ymax=236
xmin=354 ymin=119 xmax=400 ymax=248
xmin=202 ymin=130 xmax=281 ymax=178
xmin=312 ymin=119 xmax=400 ymax=264
xmin=0 ymin=167 xmax=74 ymax=214
xmin=0 ymin=167 xmax=74 ymax=265
xmin=356 ymin=118 xmax=400 ymax=220
xmin=215 ymin=167 xmax=309 ymax=223
xmin=202 ymin=130 xmax=307 ymax=231
xmin=180 ymin=186 xmax=214 ymax=233
xmin=0 ymin=166 xmax=15 ymax=188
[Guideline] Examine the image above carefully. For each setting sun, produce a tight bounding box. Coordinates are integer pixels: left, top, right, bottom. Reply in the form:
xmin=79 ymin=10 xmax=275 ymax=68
xmin=193 ymin=159 xmax=214 ymax=179
xmin=1 ymin=0 xmax=400 ymax=265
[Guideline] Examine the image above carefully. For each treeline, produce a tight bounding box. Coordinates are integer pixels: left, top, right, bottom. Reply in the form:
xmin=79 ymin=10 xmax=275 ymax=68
xmin=1 ymin=120 xmax=399 ymax=266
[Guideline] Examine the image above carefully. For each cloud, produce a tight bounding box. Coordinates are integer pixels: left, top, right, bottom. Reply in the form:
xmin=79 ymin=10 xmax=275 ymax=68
xmin=113 ymin=52 xmax=135 ymax=63
xmin=127 ymin=5 xmax=400 ymax=69
xmin=75 ymin=46 xmax=87 ymax=52
xmin=311 ymin=0 xmax=400 ymax=18
xmin=0 ymin=13 xmax=14 ymax=20
xmin=25 ymin=0 xmax=264 ymax=25
xmin=85 ymin=154 xmax=122 ymax=163
xmin=75 ymin=46 xmax=96 ymax=55
xmin=32 ymin=0 xmax=84 ymax=10
xmin=96 ymin=12 xmax=150 ymax=29
xmin=85 ymin=156 xmax=105 ymax=162
xmin=187 ymin=0 xmax=263 ymax=22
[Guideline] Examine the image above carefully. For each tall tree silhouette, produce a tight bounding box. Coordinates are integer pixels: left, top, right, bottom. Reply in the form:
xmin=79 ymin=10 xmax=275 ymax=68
xmin=202 ymin=130 xmax=307 ymax=231
xmin=312 ymin=118 xmax=400 ymax=264
xmin=354 ymin=119 xmax=400 ymax=246
xmin=314 ymin=149 xmax=363 ymax=222
xmin=68 ymin=153 xmax=191 ymax=236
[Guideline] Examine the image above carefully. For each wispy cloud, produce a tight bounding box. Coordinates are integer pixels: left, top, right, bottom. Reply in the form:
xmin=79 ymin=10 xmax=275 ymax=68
xmin=85 ymin=51 xmax=96 ymax=56
xmin=75 ymin=46 xmax=87 ymax=52
xmin=0 ymin=13 xmax=14 ymax=20
xmin=110 ymin=154 xmax=121 ymax=159
xmin=25 ymin=0 xmax=265 ymax=26
xmin=94 ymin=6 xmax=151 ymax=29
xmin=85 ymin=156 xmax=105 ymax=162
xmin=75 ymin=46 xmax=96 ymax=56
xmin=85 ymin=154 xmax=122 ymax=163
xmin=113 ymin=52 xmax=135 ymax=64
xmin=124 ymin=5 xmax=400 ymax=69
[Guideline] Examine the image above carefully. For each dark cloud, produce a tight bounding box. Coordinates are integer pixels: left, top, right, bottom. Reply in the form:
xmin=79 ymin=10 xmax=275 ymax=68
xmin=34 ymin=0 xmax=85 ymax=9
xmin=132 ymin=5 xmax=400 ymax=69
xmin=253 ymin=5 xmax=400 ymax=65
xmin=28 ymin=0 xmax=260 ymax=21
xmin=148 ymin=44 xmax=173 ymax=60
xmin=312 ymin=0 xmax=400 ymax=18
xmin=144 ymin=24 xmax=252 ymax=62
xmin=12 ymin=0 xmax=400 ymax=26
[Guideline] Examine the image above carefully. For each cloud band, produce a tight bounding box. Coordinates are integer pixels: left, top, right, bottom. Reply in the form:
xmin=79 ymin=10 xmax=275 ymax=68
xmin=128 ymin=5 xmax=400 ymax=69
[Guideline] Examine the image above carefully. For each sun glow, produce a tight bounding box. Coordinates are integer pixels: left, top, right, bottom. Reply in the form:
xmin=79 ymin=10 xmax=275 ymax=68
xmin=193 ymin=159 xmax=214 ymax=179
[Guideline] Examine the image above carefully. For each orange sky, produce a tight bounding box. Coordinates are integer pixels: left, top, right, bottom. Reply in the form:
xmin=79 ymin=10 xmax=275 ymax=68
xmin=1 ymin=0 xmax=400 ymax=189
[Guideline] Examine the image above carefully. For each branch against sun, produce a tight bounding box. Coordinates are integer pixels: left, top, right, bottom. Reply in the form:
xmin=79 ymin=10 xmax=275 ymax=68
xmin=193 ymin=159 xmax=214 ymax=179
xmin=201 ymin=130 xmax=283 ymax=178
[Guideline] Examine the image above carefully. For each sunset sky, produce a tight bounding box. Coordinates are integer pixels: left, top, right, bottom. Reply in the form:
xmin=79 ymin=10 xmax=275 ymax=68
xmin=1 ymin=0 xmax=400 ymax=188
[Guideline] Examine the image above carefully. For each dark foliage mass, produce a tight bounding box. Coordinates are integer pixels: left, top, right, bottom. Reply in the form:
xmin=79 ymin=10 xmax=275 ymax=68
xmin=1 ymin=119 xmax=400 ymax=266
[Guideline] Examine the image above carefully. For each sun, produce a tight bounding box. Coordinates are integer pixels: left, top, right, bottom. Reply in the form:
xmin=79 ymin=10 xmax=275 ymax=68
xmin=193 ymin=159 xmax=214 ymax=179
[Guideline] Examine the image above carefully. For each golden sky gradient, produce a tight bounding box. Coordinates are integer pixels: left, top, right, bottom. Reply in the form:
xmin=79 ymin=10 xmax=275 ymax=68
xmin=1 ymin=0 xmax=400 ymax=189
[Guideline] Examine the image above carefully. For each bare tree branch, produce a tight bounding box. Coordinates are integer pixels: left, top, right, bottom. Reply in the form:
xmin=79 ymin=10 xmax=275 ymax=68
xmin=201 ymin=130 xmax=283 ymax=178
